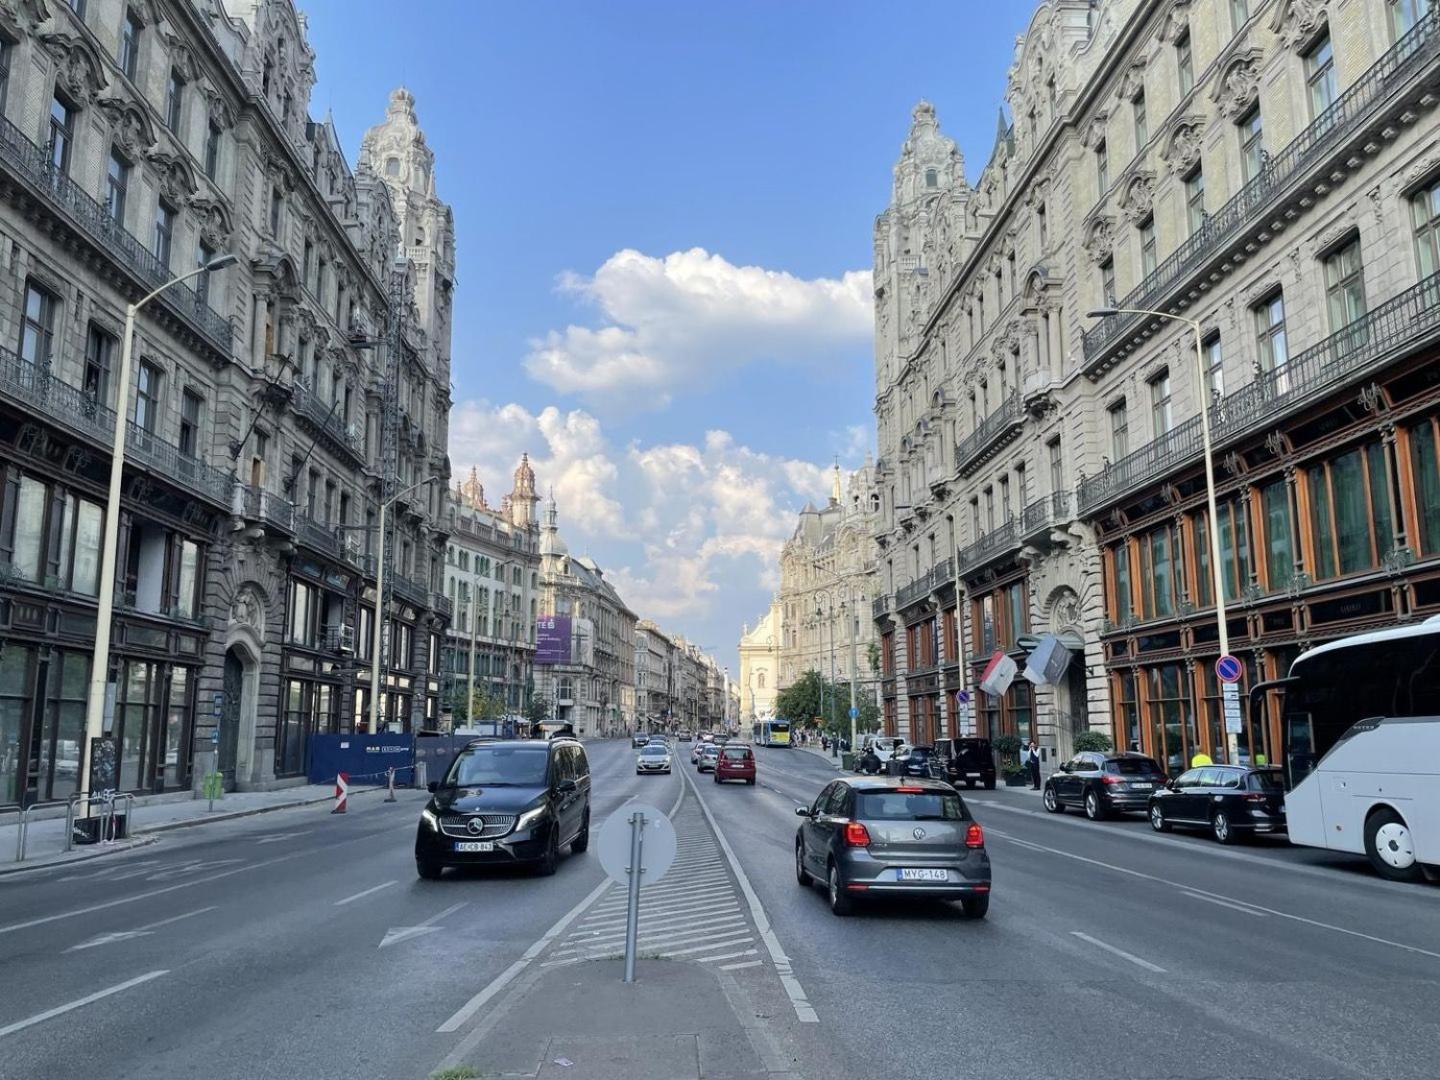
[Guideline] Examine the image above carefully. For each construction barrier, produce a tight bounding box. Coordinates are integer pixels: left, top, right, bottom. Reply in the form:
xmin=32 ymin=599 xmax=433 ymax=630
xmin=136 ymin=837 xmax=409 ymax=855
xmin=332 ymin=773 xmax=349 ymax=814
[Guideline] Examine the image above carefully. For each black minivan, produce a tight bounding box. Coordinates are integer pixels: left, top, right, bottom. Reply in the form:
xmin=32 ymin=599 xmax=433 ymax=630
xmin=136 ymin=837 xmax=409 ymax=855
xmin=415 ymin=738 xmax=590 ymax=879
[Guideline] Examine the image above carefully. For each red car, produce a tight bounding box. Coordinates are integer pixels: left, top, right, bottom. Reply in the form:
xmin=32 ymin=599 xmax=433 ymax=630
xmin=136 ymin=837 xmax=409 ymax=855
xmin=714 ymin=743 xmax=756 ymax=785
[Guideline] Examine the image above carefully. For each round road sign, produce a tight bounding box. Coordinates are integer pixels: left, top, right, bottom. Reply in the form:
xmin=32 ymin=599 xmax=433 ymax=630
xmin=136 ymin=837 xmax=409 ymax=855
xmin=1215 ymin=654 xmax=1243 ymax=684
xmin=596 ymin=802 xmax=677 ymax=886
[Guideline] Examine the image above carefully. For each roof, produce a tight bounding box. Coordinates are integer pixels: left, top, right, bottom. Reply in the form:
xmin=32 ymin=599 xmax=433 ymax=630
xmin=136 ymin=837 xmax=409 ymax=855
xmin=1291 ymin=615 xmax=1440 ymax=671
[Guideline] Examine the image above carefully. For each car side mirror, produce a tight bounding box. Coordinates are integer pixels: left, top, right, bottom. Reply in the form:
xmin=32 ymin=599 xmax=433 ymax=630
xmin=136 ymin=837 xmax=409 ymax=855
xmin=427 ymin=780 xmax=439 ymax=793
xmin=556 ymin=778 xmax=578 ymax=794
xmin=795 ymin=806 xmax=811 ymax=817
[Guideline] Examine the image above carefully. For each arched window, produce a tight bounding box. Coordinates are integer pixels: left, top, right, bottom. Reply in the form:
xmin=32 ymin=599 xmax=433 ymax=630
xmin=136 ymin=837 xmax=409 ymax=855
xmin=385 ymin=157 xmax=400 ymax=177
xmin=925 ymin=168 xmax=938 ymax=187
xmin=757 ymin=672 xmax=766 ymax=689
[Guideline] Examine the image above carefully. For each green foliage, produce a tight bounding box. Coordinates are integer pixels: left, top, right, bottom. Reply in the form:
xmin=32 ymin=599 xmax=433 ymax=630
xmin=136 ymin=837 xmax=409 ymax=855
xmin=525 ymin=693 xmax=550 ymax=727
xmin=774 ymin=670 xmax=879 ymax=735
xmin=1073 ymin=730 xmax=1114 ymax=753
xmin=993 ymin=733 xmax=1022 ymax=765
xmin=866 ymin=641 xmax=881 ymax=675
xmin=431 ymin=1068 xmax=480 ymax=1080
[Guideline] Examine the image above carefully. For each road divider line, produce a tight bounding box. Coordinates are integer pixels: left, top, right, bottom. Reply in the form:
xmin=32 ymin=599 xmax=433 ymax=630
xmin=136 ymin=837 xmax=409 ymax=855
xmin=649 ymin=931 xmax=756 ymax=958
xmin=334 ymin=880 xmax=398 ymax=906
xmin=1180 ymin=891 xmax=1269 ymax=917
xmin=696 ymin=948 xmax=759 ymax=964
xmin=554 ymin=918 xmax=749 ymax=956
xmin=573 ymin=904 xmax=741 ymax=937
xmin=1070 ymin=931 xmax=1167 ymax=973
xmin=582 ymin=895 xmax=739 ymax=922
xmin=719 ymin=959 xmax=764 ymax=971
xmin=681 ymin=765 xmax=818 ymax=1023
xmin=0 ymin=971 xmax=168 ymax=1040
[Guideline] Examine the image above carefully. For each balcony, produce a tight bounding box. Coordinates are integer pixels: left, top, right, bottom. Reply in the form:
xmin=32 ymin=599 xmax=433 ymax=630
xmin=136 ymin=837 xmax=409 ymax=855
xmin=291 ymin=381 xmax=365 ymax=465
xmin=1081 ymin=9 xmax=1440 ymax=375
xmin=293 ymin=510 xmax=343 ymax=559
xmin=895 ymin=557 xmax=954 ymax=610
xmin=871 ymin=594 xmax=892 ymax=620
xmin=391 ymin=571 xmax=428 ymax=608
xmin=1020 ymin=490 xmax=1072 ymax=543
xmin=0 ymin=116 xmax=232 ymax=358
xmin=957 ymin=518 xmax=1020 ymax=577
xmin=1078 ymin=270 xmax=1440 ymax=515
xmin=232 ymin=485 xmax=295 ymax=534
xmin=955 ymin=392 xmax=1024 ymax=477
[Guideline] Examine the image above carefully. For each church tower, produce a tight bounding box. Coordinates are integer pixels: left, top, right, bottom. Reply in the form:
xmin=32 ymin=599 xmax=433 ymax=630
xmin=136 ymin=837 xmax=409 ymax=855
xmin=510 ymin=453 xmax=539 ymax=527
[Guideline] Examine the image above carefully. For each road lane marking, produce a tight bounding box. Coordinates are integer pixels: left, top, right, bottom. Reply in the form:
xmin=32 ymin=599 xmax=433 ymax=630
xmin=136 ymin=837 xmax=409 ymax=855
xmin=379 ymin=902 xmax=468 ymax=948
xmin=1070 ymin=931 xmax=1167 ymax=973
xmin=573 ymin=904 xmax=741 ymax=937
xmin=647 ymin=932 xmax=756 ymax=958
xmin=989 ymin=827 xmax=1440 ymax=962
xmin=1180 ymin=891 xmax=1269 ymax=917
xmin=681 ymin=765 xmax=818 ymax=1023
xmin=335 ymin=880 xmax=398 ymax=906
xmin=66 ymin=906 xmax=217 ymax=952
xmin=587 ymin=883 xmax=733 ymax=912
xmin=552 ymin=918 xmax=749 ymax=956
xmin=0 ymin=971 xmax=168 ymax=1040
xmin=719 ymin=959 xmax=764 ymax=971
xmin=696 ymin=948 xmax=759 ymax=964
xmin=0 ymin=852 xmax=306 ymax=936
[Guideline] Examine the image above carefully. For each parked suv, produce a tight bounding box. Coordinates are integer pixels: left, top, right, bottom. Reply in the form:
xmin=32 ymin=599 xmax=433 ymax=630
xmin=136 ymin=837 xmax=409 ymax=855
xmin=1148 ymin=765 xmax=1287 ymax=843
xmin=415 ymin=737 xmax=590 ymax=879
xmin=1043 ymin=751 xmax=1166 ymax=820
xmin=935 ymin=738 xmax=997 ymax=790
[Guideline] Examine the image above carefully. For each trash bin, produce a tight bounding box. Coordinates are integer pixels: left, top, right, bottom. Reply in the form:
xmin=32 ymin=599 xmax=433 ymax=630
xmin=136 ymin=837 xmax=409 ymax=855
xmin=841 ymin=753 xmax=856 ymax=771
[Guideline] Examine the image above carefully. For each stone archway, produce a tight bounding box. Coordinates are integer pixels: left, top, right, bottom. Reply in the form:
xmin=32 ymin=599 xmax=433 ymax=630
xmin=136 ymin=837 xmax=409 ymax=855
xmin=1043 ymin=585 xmax=1087 ymax=760
xmin=223 ymin=584 xmax=268 ymax=789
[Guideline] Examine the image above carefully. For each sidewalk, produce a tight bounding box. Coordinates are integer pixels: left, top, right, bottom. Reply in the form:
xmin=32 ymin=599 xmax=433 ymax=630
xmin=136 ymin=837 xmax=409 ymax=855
xmin=0 ymin=781 xmax=389 ymax=876
xmin=791 ymin=743 xmax=841 ymax=770
xmin=435 ymin=958 xmax=802 ymax=1080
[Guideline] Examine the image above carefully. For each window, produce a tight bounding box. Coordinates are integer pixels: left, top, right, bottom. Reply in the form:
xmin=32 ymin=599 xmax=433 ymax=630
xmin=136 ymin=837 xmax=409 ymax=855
xmin=1185 ymin=167 xmax=1206 ymax=235
xmin=1110 ymin=542 xmax=1134 ymax=619
xmin=1133 ymin=91 xmax=1148 ymax=147
xmin=925 ymin=167 xmax=938 ymax=188
xmin=1095 ymin=140 xmax=1109 ymax=194
xmin=1139 ymin=216 xmax=1157 ymax=277
xmin=1254 ymin=293 xmax=1288 ymax=377
xmin=106 ymin=149 xmax=129 ymax=223
xmin=3 ymin=473 xmax=46 ymax=580
xmin=49 ymin=93 xmax=75 ymax=174
xmin=1100 ymin=257 xmax=1116 ymax=306
xmin=1239 ymin=107 xmax=1264 ymax=182
xmin=119 ymin=9 xmax=142 ymax=79
xmin=0 ymin=35 xmax=11 ymax=114
xmin=1391 ymin=0 xmax=1430 ymax=38
xmin=269 ymin=184 xmax=283 ymax=235
xmin=179 ymin=389 xmax=202 ymax=457
xmin=204 ymin=117 xmax=222 ymax=179
xmin=134 ymin=360 xmax=161 ymax=433
xmin=1259 ymin=479 xmax=1296 ymax=589
xmin=195 ymin=240 xmax=215 ymax=303
xmin=84 ymin=324 xmax=114 ymax=403
xmin=1048 ymin=437 xmax=1063 ymax=494
xmin=1037 ymin=202 xmax=1048 ymax=248
xmin=19 ymin=280 xmax=57 ymax=366
xmin=1203 ymin=333 xmax=1224 ymax=397
xmin=1149 ymin=369 xmax=1173 ymax=435
xmin=1408 ymin=418 xmax=1440 ymax=556
xmin=1193 ymin=498 xmax=1251 ymax=605
xmin=385 ymin=157 xmax=400 ymax=177
xmin=1412 ymin=177 xmax=1440 ymax=278
xmin=153 ymin=199 xmax=175 ymax=267
xmin=1307 ymin=443 xmax=1397 ymax=579
xmin=67 ymin=0 xmax=86 ymax=16
xmin=1139 ymin=523 xmax=1182 ymax=618
xmin=1323 ymin=237 xmax=1367 ymax=331
xmin=1176 ymin=30 xmax=1194 ymax=95
xmin=1305 ymin=32 xmax=1337 ymax=117
xmin=1109 ymin=399 xmax=1129 ymax=459
xmin=1231 ymin=0 xmax=1249 ymax=28
xmin=164 ymin=68 xmax=184 ymax=130
xmin=289 ymin=580 xmax=317 ymax=646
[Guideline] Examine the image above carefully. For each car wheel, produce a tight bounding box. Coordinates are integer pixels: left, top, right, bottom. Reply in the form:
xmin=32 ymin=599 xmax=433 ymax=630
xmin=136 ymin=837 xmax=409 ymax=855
xmin=1043 ymin=786 xmax=1062 ymax=814
xmin=983 ymin=778 xmax=996 ymax=790
xmin=713 ymin=773 xmax=721 ymax=783
xmin=795 ymin=842 xmax=810 ymax=886
xmin=964 ymin=779 xmax=976 ymax=789
xmin=571 ymin=811 xmax=590 ymax=854
xmin=827 ymin=863 xmax=854 ymax=916
xmin=1149 ymin=803 xmax=1171 ymax=832
xmin=1211 ymin=810 xmax=1237 ymax=845
xmin=1084 ymin=789 xmax=1106 ymax=821
xmin=960 ymin=894 xmax=989 ymax=919
xmin=535 ymin=828 xmax=560 ymax=877
xmin=415 ymin=859 xmax=443 ymax=880
xmin=1365 ymin=807 xmax=1424 ymax=882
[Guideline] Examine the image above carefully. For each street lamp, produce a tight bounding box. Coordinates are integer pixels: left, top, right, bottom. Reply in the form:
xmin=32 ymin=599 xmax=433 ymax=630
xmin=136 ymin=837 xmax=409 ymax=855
xmin=81 ymin=253 xmax=238 ymax=806
xmin=811 ymin=562 xmax=861 ymax=755
xmin=1087 ymin=306 xmax=1235 ymax=765
xmin=368 ymin=473 xmax=441 ymax=735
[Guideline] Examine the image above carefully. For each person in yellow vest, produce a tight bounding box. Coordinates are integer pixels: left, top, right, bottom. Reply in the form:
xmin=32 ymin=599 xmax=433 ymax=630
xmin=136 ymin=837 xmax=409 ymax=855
xmin=1190 ymin=751 xmax=1213 ymax=768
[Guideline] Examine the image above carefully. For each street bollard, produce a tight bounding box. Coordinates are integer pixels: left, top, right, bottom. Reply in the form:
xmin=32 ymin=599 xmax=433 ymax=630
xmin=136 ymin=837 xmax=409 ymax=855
xmin=332 ymin=772 xmax=349 ymax=814
xmin=385 ymin=766 xmax=397 ymax=802
xmin=622 ymin=808 xmax=645 ymax=984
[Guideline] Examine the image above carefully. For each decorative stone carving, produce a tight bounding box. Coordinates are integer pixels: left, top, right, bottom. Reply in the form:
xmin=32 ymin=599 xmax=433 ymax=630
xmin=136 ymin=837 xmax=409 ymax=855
xmin=1270 ymin=0 xmax=1329 ymax=51
xmin=1158 ymin=0 xmax=1193 ymax=43
xmin=0 ymin=0 xmax=51 ymax=36
xmin=230 ymin=585 xmax=264 ymax=633
xmin=1161 ymin=117 xmax=1206 ymax=175
xmin=147 ymin=150 xmax=198 ymax=204
xmin=1082 ymin=113 xmax=1109 ymax=150
xmin=1119 ymin=61 xmax=1147 ymax=103
xmin=1082 ymin=216 xmax=1115 ymax=264
xmin=97 ymin=97 xmax=156 ymax=159
xmin=1118 ymin=173 xmax=1155 ymax=223
xmin=41 ymin=32 xmax=107 ymax=105
xmin=1213 ymin=49 xmax=1264 ymax=119
xmin=189 ymin=197 xmax=233 ymax=248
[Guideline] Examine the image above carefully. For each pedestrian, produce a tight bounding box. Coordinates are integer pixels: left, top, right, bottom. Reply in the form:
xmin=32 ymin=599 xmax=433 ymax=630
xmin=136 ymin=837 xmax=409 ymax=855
xmin=860 ymin=746 xmax=882 ymax=775
xmin=1026 ymin=740 xmax=1041 ymax=789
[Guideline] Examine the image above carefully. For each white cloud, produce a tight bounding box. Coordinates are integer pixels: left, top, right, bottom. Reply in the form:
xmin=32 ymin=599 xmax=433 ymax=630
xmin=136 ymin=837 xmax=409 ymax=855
xmin=524 ymin=248 xmax=873 ymax=409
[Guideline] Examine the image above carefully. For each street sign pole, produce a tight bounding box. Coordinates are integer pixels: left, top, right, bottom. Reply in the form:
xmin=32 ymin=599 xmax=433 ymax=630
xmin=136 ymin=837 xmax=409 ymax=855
xmin=622 ymin=809 xmax=645 ymax=984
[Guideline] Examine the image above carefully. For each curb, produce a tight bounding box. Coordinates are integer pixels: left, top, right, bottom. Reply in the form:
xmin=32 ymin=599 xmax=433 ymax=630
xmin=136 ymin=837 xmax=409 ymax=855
xmin=0 ymin=835 xmax=159 ymax=878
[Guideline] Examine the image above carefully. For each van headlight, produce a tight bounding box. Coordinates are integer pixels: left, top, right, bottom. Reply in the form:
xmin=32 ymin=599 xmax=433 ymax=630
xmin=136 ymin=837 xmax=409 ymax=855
xmin=420 ymin=808 xmax=441 ymax=832
xmin=515 ymin=803 xmax=549 ymax=832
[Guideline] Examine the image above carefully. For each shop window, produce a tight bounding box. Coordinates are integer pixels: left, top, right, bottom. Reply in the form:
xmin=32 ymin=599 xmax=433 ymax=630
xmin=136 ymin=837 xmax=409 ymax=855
xmin=1193 ymin=498 xmax=1250 ymax=605
xmin=1259 ymin=480 xmax=1297 ymax=590
xmin=1306 ymin=442 xmax=1396 ymax=580
xmin=1410 ymin=418 xmax=1440 ymax=556
xmin=1138 ymin=523 xmax=1182 ymax=618
xmin=1110 ymin=541 xmax=1134 ymax=620
xmin=1146 ymin=663 xmax=1195 ymax=775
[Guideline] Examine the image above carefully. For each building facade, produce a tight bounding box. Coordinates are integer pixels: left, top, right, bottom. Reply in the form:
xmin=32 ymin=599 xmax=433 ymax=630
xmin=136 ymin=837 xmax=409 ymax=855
xmin=634 ymin=618 xmax=677 ymax=727
xmin=737 ymin=598 xmax=782 ymax=722
xmin=0 ymin=0 xmax=451 ymax=804
xmin=871 ymin=0 xmax=1440 ymax=772
xmin=442 ymin=462 xmax=539 ymax=723
xmin=778 ymin=463 xmax=881 ymax=696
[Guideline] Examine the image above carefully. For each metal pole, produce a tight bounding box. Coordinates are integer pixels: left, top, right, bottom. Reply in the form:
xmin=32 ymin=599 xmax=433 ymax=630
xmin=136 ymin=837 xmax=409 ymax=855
xmin=622 ymin=808 xmax=645 ymax=983
xmin=467 ymin=574 xmax=478 ymax=724
xmin=369 ymin=498 xmax=387 ymax=735
xmin=848 ymin=583 xmax=859 ymax=753
xmin=827 ymin=602 xmax=837 ymax=738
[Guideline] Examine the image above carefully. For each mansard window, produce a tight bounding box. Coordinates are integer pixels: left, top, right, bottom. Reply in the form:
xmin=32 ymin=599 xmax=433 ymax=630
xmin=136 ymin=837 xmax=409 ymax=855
xmin=153 ymin=199 xmax=175 ymax=267
xmin=1239 ymin=106 xmax=1264 ymax=182
xmin=1305 ymin=32 xmax=1337 ymax=118
xmin=1306 ymin=442 xmax=1397 ymax=580
xmin=1100 ymin=257 xmax=1116 ymax=306
xmin=19 ymin=279 xmax=58 ymax=366
xmin=1412 ymin=177 xmax=1440 ymax=277
xmin=1132 ymin=91 xmax=1147 ymax=147
xmin=1138 ymin=215 xmax=1157 ymax=277
xmin=119 ymin=9 xmax=142 ymax=79
xmin=1108 ymin=398 xmax=1129 ymax=459
xmin=164 ymin=67 xmax=184 ymax=131
xmin=1323 ymin=236 xmax=1367 ymax=331
xmin=49 ymin=93 xmax=76 ymax=175
xmin=1391 ymin=0 xmax=1430 ymax=38
xmin=1175 ymin=29 xmax=1194 ymax=95
xmin=106 ymin=148 xmax=130 ymax=222
xmin=1184 ymin=166 xmax=1206 ymax=235
xmin=1095 ymin=139 xmax=1109 ymax=194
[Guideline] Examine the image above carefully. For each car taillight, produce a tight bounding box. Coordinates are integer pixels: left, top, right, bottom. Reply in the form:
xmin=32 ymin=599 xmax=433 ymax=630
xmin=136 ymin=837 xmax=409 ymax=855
xmin=964 ymin=822 xmax=984 ymax=848
xmin=1244 ymin=793 xmax=1267 ymax=803
xmin=896 ymin=786 xmax=924 ymax=793
xmin=1101 ymin=774 xmax=1124 ymax=785
xmin=843 ymin=821 xmax=871 ymax=846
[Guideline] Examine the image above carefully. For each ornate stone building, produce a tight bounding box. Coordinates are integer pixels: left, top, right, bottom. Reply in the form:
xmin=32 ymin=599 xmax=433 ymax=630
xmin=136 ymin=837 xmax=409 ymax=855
xmin=778 ymin=462 xmax=880 ymax=695
xmin=872 ymin=0 xmax=1440 ymax=773
xmin=737 ymin=597 xmax=781 ymax=722
xmin=0 ymin=0 xmax=452 ymax=803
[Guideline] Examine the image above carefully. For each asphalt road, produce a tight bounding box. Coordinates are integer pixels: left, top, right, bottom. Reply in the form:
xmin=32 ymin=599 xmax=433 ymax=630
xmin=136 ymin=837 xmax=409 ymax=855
xmin=1 ymin=739 xmax=1437 ymax=1080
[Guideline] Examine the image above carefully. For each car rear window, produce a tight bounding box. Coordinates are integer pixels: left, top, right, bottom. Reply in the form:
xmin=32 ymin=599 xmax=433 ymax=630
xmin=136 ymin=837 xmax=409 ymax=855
xmin=1105 ymin=757 xmax=1164 ymax=775
xmin=855 ymin=791 xmax=969 ymax=821
xmin=722 ymin=747 xmax=750 ymax=760
xmin=1248 ymin=770 xmax=1284 ymax=791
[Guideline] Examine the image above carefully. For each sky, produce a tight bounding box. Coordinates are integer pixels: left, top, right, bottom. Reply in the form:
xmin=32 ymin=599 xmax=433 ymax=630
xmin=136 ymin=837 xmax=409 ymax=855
xmin=300 ymin=0 xmax=1034 ymax=673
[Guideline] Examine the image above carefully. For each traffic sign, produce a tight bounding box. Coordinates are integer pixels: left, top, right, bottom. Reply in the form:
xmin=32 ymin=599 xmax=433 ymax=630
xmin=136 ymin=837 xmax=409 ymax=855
xmin=597 ymin=803 xmax=676 ymax=886
xmin=1222 ymin=682 xmax=1243 ymax=733
xmin=1215 ymin=654 xmax=1243 ymax=684
xmin=849 ymin=706 xmax=858 ymax=719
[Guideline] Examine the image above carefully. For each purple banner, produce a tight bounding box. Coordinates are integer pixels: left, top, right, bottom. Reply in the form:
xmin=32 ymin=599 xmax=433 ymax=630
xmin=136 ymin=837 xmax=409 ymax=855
xmin=535 ymin=615 xmax=571 ymax=665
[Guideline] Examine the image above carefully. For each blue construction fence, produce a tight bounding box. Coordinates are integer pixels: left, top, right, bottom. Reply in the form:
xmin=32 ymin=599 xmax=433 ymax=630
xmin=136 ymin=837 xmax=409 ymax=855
xmin=306 ymin=733 xmax=476 ymax=787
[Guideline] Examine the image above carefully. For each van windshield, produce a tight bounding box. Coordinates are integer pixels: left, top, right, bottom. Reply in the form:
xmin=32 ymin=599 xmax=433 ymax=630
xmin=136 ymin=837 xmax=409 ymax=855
xmin=449 ymin=746 xmax=550 ymax=787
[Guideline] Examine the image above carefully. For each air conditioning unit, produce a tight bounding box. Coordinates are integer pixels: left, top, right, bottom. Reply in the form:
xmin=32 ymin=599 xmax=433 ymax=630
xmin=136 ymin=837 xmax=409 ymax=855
xmin=338 ymin=625 xmax=356 ymax=653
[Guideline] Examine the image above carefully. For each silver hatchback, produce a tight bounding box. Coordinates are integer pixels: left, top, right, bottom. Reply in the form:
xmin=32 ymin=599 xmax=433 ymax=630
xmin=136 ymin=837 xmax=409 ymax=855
xmin=794 ymin=776 xmax=991 ymax=917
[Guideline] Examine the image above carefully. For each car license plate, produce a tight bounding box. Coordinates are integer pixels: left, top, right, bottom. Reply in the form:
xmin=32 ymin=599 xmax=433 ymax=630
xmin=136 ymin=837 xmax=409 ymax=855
xmin=1129 ymin=782 xmax=1153 ymax=790
xmin=453 ymin=841 xmax=494 ymax=853
xmin=899 ymin=868 xmax=947 ymax=882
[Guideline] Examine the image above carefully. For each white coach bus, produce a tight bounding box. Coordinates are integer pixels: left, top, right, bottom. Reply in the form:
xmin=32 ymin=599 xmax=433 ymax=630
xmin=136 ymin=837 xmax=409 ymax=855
xmin=1252 ymin=617 xmax=1440 ymax=881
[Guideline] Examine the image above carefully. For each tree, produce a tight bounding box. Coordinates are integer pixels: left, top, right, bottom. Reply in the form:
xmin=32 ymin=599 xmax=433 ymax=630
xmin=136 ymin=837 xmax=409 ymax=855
xmin=525 ymin=693 xmax=550 ymax=729
xmin=774 ymin=670 xmax=879 ymax=737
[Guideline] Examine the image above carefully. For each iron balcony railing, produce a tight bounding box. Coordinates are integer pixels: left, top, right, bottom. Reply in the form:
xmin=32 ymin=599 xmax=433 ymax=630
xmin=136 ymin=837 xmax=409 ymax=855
xmin=293 ymin=510 xmax=343 ymax=557
xmin=955 ymin=392 xmax=1024 ymax=476
xmin=433 ymin=592 xmax=455 ymax=619
xmin=1082 ymin=7 xmax=1440 ymax=368
xmin=872 ymin=594 xmax=892 ymax=620
xmin=233 ymin=485 xmax=295 ymax=532
xmin=391 ymin=572 xmax=428 ymax=607
xmin=957 ymin=518 xmax=1020 ymax=577
xmin=896 ymin=557 xmax=955 ymax=609
xmin=291 ymin=381 xmax=365 ymax=462
xmin=0 ymin=116 xmax=232 ymax=353
xmin=1021 ymin=490 xmax=1072 ymax=539
xmin=1078 ymin=271 xmax=1440 ymax=514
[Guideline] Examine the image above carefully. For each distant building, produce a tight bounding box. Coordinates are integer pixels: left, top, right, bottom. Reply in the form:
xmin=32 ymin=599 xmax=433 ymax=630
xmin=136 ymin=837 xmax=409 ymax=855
xmin=738 ymin=599 xmax=782 ymax=722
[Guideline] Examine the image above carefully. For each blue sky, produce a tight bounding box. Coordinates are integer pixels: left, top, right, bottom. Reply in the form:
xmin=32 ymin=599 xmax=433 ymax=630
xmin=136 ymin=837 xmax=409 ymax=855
xmin=301 ymin=0 xmax=1033 ymax=671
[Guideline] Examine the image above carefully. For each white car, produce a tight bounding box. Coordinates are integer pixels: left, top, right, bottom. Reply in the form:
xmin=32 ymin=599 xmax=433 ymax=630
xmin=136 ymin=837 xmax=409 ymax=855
xmin=869 ymin=737 xmax=907 ymax=763
xmin=636 ymin=744 xmax=672 ymax=775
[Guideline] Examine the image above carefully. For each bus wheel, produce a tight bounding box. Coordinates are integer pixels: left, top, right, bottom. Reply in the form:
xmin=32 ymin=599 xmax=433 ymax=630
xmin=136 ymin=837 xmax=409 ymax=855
xmin=1365 ymin=808 xmax=1424 ymax=882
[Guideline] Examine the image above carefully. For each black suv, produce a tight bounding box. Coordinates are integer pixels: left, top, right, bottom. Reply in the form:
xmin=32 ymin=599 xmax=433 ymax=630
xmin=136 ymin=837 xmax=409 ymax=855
xmin=1043 ymin=751 xmax=1166 ymax=820
xmin=415 ymin=738 xmax=590 ymax=879
xmin=934 ymin=738 xmax=997 ymax=790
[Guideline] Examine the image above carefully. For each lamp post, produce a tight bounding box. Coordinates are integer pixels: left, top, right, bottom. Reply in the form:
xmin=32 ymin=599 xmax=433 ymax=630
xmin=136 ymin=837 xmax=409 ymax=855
xmin=80 ymin=254 xmax=237 ymax=809
xmin=1087 ymin=306 xmax=1235 ymax=765
xmin=369 ymin=473 xmax=441 ymax=735
xmin=811 ymin=563 xmax=861 ymax=755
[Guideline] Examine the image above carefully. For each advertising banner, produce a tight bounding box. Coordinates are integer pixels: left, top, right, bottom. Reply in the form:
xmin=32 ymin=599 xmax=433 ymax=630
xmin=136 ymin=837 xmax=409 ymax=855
xmin=535 ymin=615 xmax=572 ymax=665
